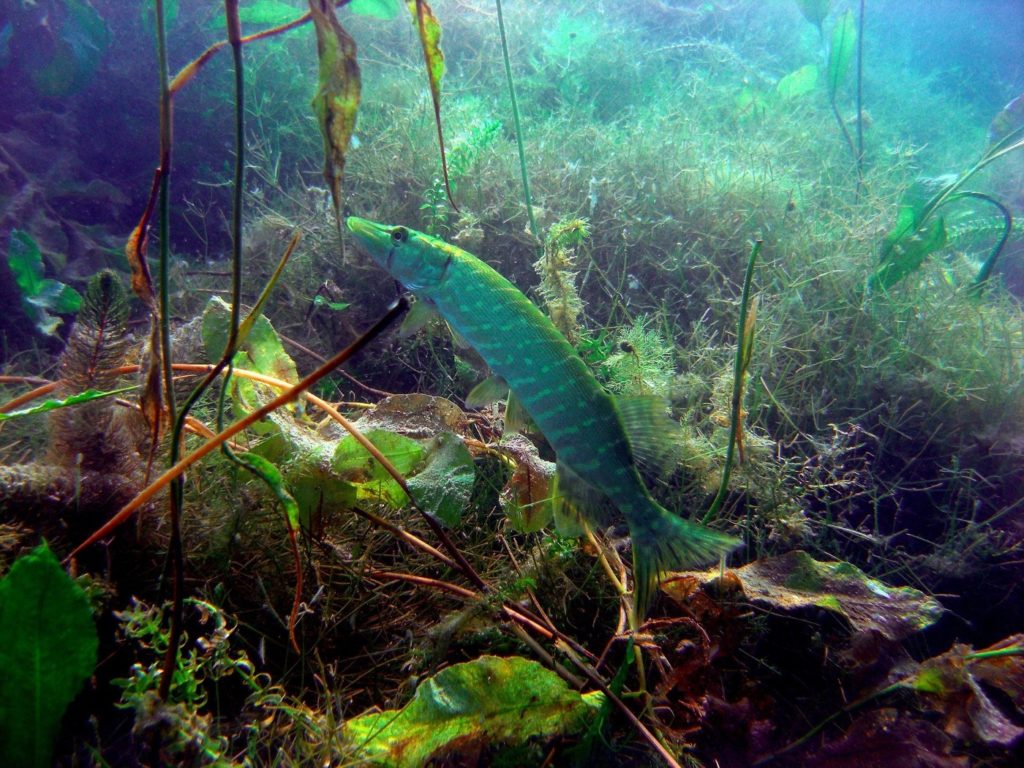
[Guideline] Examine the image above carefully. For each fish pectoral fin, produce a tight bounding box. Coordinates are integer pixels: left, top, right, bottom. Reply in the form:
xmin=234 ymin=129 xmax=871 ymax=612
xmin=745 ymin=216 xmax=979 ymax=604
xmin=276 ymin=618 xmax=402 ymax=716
xmin=465 ymin=375 xmax=509 ymax=408
xmin=552 ymin=462 xmax=616 ymax=535
xmin=614 ymin=395 xmax=684 ymax=475
xmin=399 ymin=299 xmax=441 ymax=337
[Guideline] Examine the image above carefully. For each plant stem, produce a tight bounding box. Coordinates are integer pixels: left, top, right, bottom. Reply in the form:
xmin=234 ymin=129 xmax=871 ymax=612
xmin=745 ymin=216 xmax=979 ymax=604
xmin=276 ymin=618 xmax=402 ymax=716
xmin=855 ymin=0 xmax=865 ymax=195
xmin=494 ymin=0 xmax=539 ymax=245
xmin=702 ymin=239 xmax=761 ymax=524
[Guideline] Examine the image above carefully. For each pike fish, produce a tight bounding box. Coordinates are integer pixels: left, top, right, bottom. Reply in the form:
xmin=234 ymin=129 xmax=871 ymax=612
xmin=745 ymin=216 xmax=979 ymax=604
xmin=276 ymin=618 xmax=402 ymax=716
xmin=346 ymin=216 xmax=738 ymax=617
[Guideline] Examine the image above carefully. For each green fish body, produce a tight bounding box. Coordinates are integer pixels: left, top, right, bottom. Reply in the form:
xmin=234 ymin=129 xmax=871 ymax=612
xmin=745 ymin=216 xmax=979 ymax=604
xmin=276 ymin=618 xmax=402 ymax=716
xmin=346 ymin=216 xmax=738 ymax=616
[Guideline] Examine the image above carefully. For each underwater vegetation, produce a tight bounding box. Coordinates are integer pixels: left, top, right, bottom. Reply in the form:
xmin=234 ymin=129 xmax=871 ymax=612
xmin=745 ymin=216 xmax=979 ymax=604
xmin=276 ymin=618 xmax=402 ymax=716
xmin=1 ymin=0 xmax=1024 ymax=766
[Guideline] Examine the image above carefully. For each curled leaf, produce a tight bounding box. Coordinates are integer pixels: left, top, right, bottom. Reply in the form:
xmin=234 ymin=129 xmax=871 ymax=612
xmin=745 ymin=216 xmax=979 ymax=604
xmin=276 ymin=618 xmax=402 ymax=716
xmin=308 ymin=0 xmax=361 ymax=233
xmin=407 ymin=0 xmax=456 ymax=209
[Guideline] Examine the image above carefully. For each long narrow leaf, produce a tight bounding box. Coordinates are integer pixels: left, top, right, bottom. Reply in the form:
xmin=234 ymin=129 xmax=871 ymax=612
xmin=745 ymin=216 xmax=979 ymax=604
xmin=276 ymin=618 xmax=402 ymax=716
xmin=408 ymin=0 xmax=456 ymax=209
xmin=0 ymin=386 xmax=136 ymax=422
xmin=308 ymin=0 xmax=361 ymax=235
xmin=827 ymin=10 xmax=856 ymax=101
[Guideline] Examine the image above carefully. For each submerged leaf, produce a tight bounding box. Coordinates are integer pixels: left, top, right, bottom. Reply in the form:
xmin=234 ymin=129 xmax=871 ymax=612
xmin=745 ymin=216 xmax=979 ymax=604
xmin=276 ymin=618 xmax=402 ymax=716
xmin=665 ymin=550 xmax=944 ymax=642
xmin=826 ymin=9 xmax=856 ymax=101
xmin=794 ymin=0 xmax=833 ymax=29
xmin=0 ymin=544 xmax=98 ymax=768
xmin=407 ymin=0 xmax=455 ymax=208
xmin=308 ymin=0 xmax=361 ymax=231
xmin=350 ymin=0 xmax=401 ymax=19
xmin=776 ymin=64 xmax=819 ymax=100
xmin=344 ymin=655 xmax=603 ymax=767
xmin=0 ymin=386 xmax=136 ymax=422
xmin=6 ymin=230 xmax=82 ymax=335
xmin=406 ymin=432 xmax=475 ymax=526
xmin=332 ymin=429 xmax=424 ymax=508
xmin=906 ymin=635 xmax=1024 ymax=747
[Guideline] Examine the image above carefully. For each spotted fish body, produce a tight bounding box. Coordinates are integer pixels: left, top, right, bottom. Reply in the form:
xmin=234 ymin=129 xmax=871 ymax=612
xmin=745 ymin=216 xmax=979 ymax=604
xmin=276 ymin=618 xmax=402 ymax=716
xmin=346 ymin=216 xmax=738 ymax=616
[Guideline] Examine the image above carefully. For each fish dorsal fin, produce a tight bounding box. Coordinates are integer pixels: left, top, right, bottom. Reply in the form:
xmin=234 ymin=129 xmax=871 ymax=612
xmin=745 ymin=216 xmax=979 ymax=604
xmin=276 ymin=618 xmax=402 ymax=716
xmin=399 ymin=299 xmax=440 ymax=337
xmin=465 ymin=375 xmax=509 ymax=408
xmin=614 ymin=395 xmax=682 ymax=474
xmin=551 ymin=461 xmax=616 ymax=536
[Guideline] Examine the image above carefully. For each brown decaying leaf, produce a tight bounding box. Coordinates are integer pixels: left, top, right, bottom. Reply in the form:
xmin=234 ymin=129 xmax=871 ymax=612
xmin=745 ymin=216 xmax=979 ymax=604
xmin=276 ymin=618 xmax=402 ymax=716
xmin=407 ymin=0 xmax=456 ymax=209
xmin=308 ymin=0 xmax=361 ymax=233
xmin=909 ymin=634 xmax=1024 ymax=747
xmin=665 ymin=550 xmax=944 ymax=643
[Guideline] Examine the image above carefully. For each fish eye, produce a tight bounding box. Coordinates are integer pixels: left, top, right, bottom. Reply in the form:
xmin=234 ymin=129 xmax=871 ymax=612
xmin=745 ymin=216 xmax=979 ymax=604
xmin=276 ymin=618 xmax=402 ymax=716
xmin=391 ymin=227 xmax=408 ymax=243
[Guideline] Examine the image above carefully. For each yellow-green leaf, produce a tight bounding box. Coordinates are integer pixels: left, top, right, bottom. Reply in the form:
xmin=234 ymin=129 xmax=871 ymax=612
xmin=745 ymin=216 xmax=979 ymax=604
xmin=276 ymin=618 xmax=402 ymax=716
xmin=776 ymin=63 xmax=819 ymax=100
xmin=308 ymin=0 xmax=361 ymax=230
xmin=345 ymin=655 xmax=604 ymax=767
xmin=407 ymin=0 xmax=455 ymax=208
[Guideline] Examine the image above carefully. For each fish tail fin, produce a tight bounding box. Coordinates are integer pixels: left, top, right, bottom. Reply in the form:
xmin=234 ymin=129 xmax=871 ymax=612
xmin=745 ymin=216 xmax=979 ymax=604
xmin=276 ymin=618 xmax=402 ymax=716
xmin=626 ymin=498 xmax=740 ymax=622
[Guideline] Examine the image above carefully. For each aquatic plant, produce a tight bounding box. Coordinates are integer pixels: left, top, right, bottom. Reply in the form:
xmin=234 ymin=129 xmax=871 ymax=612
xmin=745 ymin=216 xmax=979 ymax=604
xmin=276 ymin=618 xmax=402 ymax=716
xmin=534 ymin=216 xmax=589 ymax=342
xmin=869 ymin=118 xmax=1024 ymax=293
xmin=4 ymin=230 xmax=81 ymax=337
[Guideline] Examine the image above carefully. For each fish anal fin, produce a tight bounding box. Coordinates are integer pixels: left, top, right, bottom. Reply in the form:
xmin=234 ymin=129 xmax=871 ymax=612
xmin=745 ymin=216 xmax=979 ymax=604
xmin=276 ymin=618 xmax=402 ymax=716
xmin=465 ymin=375 xmax=509 ymax=409
xmin=614 ymin=395 xmax=683 ymax=474
xmin=552 ymin=461 xmax=616 ymax=533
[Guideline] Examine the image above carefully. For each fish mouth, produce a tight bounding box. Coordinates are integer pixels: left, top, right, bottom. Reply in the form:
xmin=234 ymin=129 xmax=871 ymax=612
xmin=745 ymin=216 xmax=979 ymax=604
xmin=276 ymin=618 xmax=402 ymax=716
xmin=345 ymin=215 xmax=387 ymax=247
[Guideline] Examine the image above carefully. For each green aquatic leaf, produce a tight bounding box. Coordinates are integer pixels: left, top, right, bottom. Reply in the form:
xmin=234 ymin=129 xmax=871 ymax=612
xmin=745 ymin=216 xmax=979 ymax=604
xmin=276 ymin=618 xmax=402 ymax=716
xmin=32 ymin=0 xmax=110 ymax=97
xmin=406 ymin=432 xmax=475 ymax=526
xmin=344 ymin=655 xmax=604 ymax=767
xmin=7 ymin=230 xmax=45 ymax=297
xmin=312 ymin=294 xmax=350 ymax=312
xmin=870 ymin=214 xmax=948 ymax=293
xmin=332 ymin=429 xmax=424 ymax=508
xmin=6 ymin=230 xmax=82 ymax=336
xmin=350 ymin=0 xmax=401 ymax=19
xmin=235 ymin=452 xmax=301 ymax=530
xmin=826 ymin=9 xmax=856 ymax=100
xmin=795 ymin=0 xmax=833 ymax=29
xmin=202 ymin=296 xmax=300 ymax=413
xmin=0 ymin=543 xmax=98 ymax=768
xmin=209 ymin=0 xmax=303 ymax=28
xmin=0 ymin=386 xmax=136 ymax=422
xmin=776 ymin=63 xmax=819 ymax=100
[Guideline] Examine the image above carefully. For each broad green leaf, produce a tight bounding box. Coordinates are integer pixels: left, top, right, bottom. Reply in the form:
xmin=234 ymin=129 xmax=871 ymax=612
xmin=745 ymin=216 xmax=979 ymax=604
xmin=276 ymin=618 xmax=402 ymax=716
xmin=0 ymin=544 xmax=98 ymax=768
xmin=350 ymin=0 xmax=401 ymax=19
xmin=344 ymin=655 xmax=604 ymax=767
xmin=869 ymin=215 xmax=947 ymax=293
xmin=209 ymin=0 xmax=303 ymax=30
xmin=794 ymin=0 xmax=833 ymax=28
xmin=0 ymin=386 xmax=136 ymax=422
xmin=406 ymin=432 xmax=475 ymax=526
xmin=776 ymin=63 xmax=819 ymax=100
xmin=332 ymin=429 xmax=424 ymax=508
xmin=7 ymin=230 xmax=45 ymax=297
xmin=201 ymin=296 xmax=300 ymax=414
xmin=666 ymin=550 xmax=944 ymax=642
xmin=33 ymin=0 xmax=110 ymax=97
xmin=7 ymin=230 xmax=82 ymax=335
xmin=309 ymin=0 xmax=361 ymax=229
xmin=826 ymin=10 xmax=856 ymax=100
